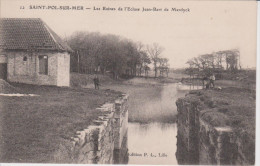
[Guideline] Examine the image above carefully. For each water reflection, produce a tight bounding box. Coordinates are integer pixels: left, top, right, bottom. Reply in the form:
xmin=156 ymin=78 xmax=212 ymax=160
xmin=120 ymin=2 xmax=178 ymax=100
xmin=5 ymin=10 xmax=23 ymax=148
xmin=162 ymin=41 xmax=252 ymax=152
xmin=114 ymin=83 xmax=202 ymax=165
xmin=113 ymin=129 xmax=129 ymax=164
xmin=176 ymin=83 xmax=203 ymax=91
xmin=127 ymin=122 xmax=178 ymax=165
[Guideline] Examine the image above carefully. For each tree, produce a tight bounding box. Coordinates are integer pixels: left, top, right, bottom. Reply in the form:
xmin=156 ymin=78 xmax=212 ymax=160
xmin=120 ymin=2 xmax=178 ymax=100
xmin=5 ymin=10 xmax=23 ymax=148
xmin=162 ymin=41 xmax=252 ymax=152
xmin=214 ymin=52 xmax=224 ymax=69
xmin=135 ymin=51 xmax=149 ymax=76
xmin=68 ymin=31 xmax=151 ymax=79
xmin=158 ymin=58 xmax=169 ymax=77
xmin=68 ymin=32 xmax=104 ymax=74
xmin=147 ymin=43 xmax=164 ymax=78
xmin=68 ymin=32 xmax=167 ymax=79
xmin=186 ymin=49 xmax=241 ymax=79
xmin=217 ymin=49 xmax=240 ymax=72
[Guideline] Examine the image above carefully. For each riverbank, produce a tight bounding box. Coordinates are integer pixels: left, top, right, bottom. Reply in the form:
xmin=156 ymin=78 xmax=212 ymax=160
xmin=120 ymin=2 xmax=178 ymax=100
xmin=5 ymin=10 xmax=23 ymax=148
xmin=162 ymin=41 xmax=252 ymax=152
xmin=0 ymin=82 xmax=121 ymax=163
xmin=176 ymin=86 xmax=255 ymax=164
xmin=187 ymin=87 xmax=255 ymax=139
xmin=104 ymin=83 xmax=167 ymax=123
xmin=71 ymin=72 xmax=185 ymax=123
xmin=70 ymin=72 xmax=181 ymax=88
xmin=0 ymin=72 xmax=183 ymax=163
xmin=1 ymin=71 xmax=254 ymax=163
xmin=180 ymin=70 xmax=256 ymax=90
xmin=103 ymin=80 xmax=189 ymax=123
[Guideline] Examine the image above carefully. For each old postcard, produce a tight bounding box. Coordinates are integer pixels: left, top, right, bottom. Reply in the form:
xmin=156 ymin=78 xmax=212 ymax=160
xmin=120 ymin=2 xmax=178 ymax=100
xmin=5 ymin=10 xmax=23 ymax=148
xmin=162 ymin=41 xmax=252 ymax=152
xmin=0 ymin=0 xmax=258 ymax=165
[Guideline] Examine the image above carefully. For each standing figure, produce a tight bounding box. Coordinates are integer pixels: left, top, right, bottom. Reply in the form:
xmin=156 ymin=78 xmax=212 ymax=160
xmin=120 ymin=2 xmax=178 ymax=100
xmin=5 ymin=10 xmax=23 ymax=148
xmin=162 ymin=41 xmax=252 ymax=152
xmin=93 ymin=75 xmax=100 ymax=90
xmin=202 ymin=75 xmax=207 ymax=89
xmin=202 ymin=75 xmax=210 ymax=89
xmin=209 ymin=74 xmax=215 ymax=88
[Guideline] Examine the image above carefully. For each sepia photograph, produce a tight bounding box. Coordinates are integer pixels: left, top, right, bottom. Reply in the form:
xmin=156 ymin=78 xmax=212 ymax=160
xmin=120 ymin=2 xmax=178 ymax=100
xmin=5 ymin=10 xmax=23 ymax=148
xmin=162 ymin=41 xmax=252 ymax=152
xmin=0 ymin=0 xmax=258 ymax=165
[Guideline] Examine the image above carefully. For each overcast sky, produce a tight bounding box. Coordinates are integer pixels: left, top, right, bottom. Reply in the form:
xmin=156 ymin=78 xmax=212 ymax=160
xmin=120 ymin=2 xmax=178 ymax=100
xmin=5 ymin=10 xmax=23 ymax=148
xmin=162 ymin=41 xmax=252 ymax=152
xmin=1 ymin=0 xmax=257 ymax=68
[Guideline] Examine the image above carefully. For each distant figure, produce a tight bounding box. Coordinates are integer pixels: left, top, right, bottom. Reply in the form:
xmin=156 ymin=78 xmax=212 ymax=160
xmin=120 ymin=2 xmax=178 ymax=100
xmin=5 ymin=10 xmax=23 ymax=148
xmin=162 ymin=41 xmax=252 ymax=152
xmin=209 ymin=74 xmax=215 ymax=88
xmin=202 ymin=75 xmax=208 ymax=89
xmin=93 ymin=75 xmax=100 ymax=90
xmin=206 ymin=81 xmax=210 ymax=89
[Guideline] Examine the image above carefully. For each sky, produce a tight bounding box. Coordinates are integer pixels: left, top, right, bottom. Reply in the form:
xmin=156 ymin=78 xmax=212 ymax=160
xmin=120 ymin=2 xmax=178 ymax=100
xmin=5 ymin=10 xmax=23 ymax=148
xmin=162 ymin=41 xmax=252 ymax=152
xmin=0 ymin=0 xmax=257 ymax=68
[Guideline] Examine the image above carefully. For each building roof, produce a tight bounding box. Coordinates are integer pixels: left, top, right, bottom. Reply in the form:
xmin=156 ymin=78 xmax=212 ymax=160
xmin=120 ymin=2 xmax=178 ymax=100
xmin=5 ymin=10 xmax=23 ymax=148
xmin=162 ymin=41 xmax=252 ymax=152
xmin=0 ymin=18 xmax=72 ymax=52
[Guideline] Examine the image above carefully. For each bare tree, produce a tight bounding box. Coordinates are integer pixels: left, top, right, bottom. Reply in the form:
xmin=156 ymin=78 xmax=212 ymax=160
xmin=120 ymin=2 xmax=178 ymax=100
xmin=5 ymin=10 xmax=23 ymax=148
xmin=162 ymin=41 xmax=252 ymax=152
xmin=136 ymin=41 xmax=144 ymax=52
xmin=186 ymin=49 xmax=241 ymax=79
xmin=158 ymin=58 xmax=170 ymax=77
xmin=214 ymin=52 xmax=224 ymax=69
xmin=217 ymin=49 xmax=240 ymax=71
xmin=147 ymin=43 xmax=164 ymax=77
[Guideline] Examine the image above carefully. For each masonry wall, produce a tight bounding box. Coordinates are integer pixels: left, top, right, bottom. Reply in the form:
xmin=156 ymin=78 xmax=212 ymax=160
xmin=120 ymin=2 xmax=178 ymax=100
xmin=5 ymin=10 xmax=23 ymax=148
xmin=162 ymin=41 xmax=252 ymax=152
xmin=3 ymin=50 xmax=70 ymax=87
xmin=57 ymin=53 xmax=70 ymax=87
xmin=0 ymin=54 xmax=7 ymax=63
xmin=53 ymin=94 xmax=129 ymax=164
xmin=175 ymin=99 xmax=199 ymax=165
xmin=176 ymin=98 xmax=254 ymax=165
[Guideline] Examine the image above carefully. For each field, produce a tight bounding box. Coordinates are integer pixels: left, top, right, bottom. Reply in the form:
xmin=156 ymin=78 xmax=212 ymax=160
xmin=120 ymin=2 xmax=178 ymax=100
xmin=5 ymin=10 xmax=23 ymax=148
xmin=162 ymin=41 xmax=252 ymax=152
xmin=0 ymin=82 xmax=121 ymax=163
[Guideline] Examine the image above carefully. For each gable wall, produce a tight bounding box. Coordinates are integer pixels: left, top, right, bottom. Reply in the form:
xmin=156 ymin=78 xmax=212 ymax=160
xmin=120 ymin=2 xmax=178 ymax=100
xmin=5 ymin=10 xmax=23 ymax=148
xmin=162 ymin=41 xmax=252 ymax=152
xmin=57 ymin=52 xmax=70 ymax=87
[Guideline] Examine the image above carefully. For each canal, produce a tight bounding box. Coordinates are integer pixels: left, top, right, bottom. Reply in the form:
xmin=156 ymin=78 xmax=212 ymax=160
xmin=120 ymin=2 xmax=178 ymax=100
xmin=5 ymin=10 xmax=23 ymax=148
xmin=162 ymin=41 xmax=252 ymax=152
xmin=106 ymin=81 xmax=202 ymax=164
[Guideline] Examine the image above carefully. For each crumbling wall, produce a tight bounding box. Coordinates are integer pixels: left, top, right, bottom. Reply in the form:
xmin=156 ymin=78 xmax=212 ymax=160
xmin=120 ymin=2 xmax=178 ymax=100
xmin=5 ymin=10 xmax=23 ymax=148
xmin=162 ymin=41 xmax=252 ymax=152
xmin=176 ymin=97 xmax=254 ymax=165
xmin=54 ymin=94 xmax=129 ymax=164
xmin=176 ymin=98 xmax=200 ymax=165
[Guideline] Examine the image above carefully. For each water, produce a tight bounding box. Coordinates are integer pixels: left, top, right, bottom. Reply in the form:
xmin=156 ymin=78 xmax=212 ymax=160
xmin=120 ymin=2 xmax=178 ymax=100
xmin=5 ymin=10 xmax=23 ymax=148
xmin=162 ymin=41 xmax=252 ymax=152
xmin=176 ymin=83 xmax=203 ymax=91
xmin=128 ymin=122 xmax=178 ymax=165
xmin=116 ymin=83 xmax=202 ymax=164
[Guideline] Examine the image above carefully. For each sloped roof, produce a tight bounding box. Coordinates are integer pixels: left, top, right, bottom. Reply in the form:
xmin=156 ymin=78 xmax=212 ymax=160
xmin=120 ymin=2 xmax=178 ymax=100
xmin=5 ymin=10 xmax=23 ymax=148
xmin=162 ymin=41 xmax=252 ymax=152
xmin=0 ymin=18 xmax=72 ymax=52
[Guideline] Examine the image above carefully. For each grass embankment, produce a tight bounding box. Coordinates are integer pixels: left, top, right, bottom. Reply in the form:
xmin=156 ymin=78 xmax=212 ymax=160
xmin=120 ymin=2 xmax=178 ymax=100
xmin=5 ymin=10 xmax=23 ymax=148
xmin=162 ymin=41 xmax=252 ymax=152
xmin=214 ymin=70 xmax=256 ymax=90
xmin=70 ymin=72 xmax=118 ymax=88
xmin=180 ymin=70 xmax=256 ymax=90
xmin=70 ymin=72 xmax=181 ymax=87
xmin=0 ymin=82 xmax=121 ymax=163
xmin=189 ymin=88 xmax=255 ymax=134
xmin=0 ymin=79 xmax=20 ymax=93
xmin=185 ymin=87 xmax=255 ymax=161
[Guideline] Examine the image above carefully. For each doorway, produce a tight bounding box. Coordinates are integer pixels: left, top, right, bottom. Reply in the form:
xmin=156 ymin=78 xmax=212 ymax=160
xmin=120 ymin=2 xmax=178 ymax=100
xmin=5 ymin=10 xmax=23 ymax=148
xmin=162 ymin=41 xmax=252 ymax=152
xmin=0 ymin=63 xmax=7 ymax=80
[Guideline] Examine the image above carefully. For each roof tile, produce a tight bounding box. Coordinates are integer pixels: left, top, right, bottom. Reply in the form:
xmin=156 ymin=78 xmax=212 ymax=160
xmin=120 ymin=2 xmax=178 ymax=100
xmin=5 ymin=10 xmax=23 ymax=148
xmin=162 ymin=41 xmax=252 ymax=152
xmin=0 ymin=18 xmax=72 ymax=52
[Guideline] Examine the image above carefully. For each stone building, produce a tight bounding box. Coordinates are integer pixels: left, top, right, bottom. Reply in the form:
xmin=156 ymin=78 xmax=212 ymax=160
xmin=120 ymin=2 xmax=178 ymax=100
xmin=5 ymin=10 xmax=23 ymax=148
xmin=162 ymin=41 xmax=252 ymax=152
xmin=0 ymin=18 xmax=72 ymax=87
